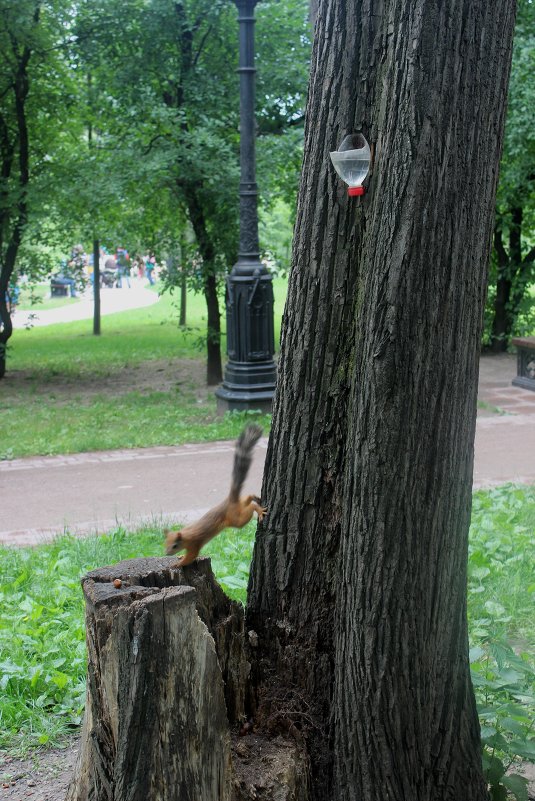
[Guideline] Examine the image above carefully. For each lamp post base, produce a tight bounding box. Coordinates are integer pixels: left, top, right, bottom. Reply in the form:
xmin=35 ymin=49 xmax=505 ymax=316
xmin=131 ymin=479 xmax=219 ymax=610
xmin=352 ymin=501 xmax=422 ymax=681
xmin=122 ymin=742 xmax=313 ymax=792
xmin=215 ymin=360 xmax=276 ymax=414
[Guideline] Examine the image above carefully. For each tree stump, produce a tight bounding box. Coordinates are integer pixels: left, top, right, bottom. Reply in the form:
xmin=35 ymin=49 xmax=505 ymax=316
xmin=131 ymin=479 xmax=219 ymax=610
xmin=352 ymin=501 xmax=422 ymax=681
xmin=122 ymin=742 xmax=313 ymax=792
xmin=66 ymin=556 xmax=307 ymax=801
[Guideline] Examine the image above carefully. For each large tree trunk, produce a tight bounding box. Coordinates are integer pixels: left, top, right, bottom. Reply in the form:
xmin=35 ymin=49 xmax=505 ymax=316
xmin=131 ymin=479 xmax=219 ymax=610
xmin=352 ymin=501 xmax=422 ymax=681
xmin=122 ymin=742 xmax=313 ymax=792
xmin=247 ymin=1 xmax=516 ymax=800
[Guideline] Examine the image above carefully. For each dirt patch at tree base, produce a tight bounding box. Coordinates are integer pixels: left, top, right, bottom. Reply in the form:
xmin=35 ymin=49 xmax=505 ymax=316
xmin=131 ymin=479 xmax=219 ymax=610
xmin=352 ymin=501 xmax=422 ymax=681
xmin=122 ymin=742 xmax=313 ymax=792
xmin=1 ymin=736 xmax=534 ymax=800
xmin=0 ymin=738 xmax=79 ymax=801
xmin=1 ymin=358 xmax=211 ymax=404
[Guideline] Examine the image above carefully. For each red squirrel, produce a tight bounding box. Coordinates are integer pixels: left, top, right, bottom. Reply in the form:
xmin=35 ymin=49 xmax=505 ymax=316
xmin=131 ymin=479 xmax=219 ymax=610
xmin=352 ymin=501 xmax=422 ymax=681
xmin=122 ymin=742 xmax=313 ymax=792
xmin=165 ymin=424 xmax=267 ymax=566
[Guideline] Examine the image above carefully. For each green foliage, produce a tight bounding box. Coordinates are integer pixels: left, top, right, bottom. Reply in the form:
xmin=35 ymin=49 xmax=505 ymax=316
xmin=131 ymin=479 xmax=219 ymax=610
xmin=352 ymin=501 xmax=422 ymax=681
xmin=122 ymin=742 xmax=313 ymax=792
xmin=0 ymin=1 xmax=80 ymax=265
xmin=469 ymin=486 xmax=535 ymax=641
xmin=0 ymin=0 xmax=309 ymax=376
xmin=256 ymin=0 xmax=310 ymax=134
xmin=0 ymin=522 xmax=254 ymax=752
xmin=70 ymin=0 xmax=309 ymax=276
xmin=496 ymin=0 xmax=535 ymax=213
xmin=469 ymin=486 xmax=535 ymax=799
xmin=260 ymin=198 xmax=295 ymax=276
xmin=1 ymin=483 xmax=533 ymax=789
xmin=484 ymin=0 xmax=535 ymax=348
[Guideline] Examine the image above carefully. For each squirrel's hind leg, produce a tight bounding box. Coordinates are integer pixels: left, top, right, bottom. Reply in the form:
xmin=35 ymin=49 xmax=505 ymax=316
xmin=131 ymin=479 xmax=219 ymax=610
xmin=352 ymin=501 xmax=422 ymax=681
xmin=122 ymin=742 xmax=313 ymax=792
xmin=242 ymin=495 xmax=268 ymax=523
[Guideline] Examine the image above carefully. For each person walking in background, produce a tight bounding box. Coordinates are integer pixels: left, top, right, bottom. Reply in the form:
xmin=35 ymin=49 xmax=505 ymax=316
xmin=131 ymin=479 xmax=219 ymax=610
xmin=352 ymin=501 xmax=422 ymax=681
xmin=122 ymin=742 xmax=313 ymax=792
xmin=145 ymin=253 xmax=156 ymax=285
xmin=5 ymin=278 xmax=20 ymax=316
xmin=136 ymin=256 xmax=145 ymax=281
xmin=103 ymin=254 xmax=117 ymax=287
xmin=116 ymin=247 xmax=131 ymax=288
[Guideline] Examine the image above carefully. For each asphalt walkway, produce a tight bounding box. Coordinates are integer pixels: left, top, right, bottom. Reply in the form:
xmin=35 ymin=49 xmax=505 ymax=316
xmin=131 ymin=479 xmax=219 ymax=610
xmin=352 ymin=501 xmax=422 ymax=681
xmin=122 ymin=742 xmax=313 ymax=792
xmin=13 ymin=282 xmax=158 ymax=328
xmin=1 ymin=354 xmax=534 ymax=547
xmin=4 ymin=292 xmax=535 ymax=545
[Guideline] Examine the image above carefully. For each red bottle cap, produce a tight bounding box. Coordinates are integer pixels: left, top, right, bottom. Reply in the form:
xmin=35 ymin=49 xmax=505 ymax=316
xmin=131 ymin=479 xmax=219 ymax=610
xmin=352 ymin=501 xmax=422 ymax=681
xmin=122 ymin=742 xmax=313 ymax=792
xmin=348 ymin=186 xmax=365 ymax=196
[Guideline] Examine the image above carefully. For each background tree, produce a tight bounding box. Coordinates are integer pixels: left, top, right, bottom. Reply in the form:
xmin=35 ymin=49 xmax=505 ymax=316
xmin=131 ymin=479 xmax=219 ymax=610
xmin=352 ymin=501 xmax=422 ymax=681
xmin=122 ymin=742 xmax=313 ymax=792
xmin=246 ymin=1 xmax=517 ymax=800
xmin=0 ymin=0 xmax=72 ymax=377
xmin=485 ymin=0 xmax=535 ymax=351
xmin=72 ymin=0 xmax=310 ymax=384
xmin=55 ymin=46 xmax=137 ymax=335
xmin=0 ymin=0 xmax=310 ymax=381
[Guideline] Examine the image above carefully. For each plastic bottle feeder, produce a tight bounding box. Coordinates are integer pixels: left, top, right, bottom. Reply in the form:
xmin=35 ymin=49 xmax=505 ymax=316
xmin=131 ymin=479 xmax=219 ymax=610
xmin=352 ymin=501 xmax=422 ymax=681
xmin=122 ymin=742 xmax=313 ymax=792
xmin=330 ymin=133 xmax=371 ymax=196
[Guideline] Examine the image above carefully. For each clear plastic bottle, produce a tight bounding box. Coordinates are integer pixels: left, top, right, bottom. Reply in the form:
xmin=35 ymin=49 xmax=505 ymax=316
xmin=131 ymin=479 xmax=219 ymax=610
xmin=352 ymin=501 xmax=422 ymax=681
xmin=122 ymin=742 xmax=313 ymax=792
xmin=330 ymin=133 xmax=371 ymax=196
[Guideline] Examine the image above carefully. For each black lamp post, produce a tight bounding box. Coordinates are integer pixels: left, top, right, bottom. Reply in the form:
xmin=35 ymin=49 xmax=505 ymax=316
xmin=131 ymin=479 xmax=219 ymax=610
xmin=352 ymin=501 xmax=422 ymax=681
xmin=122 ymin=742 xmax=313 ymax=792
xmin=215 ymin=0 xmax=277 ymax=413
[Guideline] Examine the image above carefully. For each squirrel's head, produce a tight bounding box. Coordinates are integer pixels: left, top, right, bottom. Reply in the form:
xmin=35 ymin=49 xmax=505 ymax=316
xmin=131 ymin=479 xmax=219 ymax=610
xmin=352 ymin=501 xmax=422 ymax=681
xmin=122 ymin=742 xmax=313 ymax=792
xmin=164 ymin=528 xmax=183 ymax=556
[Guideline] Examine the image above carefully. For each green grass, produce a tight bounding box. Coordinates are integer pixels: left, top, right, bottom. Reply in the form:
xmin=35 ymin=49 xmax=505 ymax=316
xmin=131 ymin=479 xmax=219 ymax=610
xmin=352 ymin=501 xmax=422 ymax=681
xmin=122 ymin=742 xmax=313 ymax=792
xmin=9 ymin=291 xmax=203 ymax=375
xmin=0 ymin=485 xmax=533 ymax=757
xmin=16 ymin=282 xmax=79 ymax=312
xmin=9 ymin=278 xmax=288 ymax=377
xmin=0 ymin=521 xmax=254 ymax=752
xmin=0 ymin=396 xmax=271 ymax=459
xmin=1 ymin=279 xmax=287 ymax=458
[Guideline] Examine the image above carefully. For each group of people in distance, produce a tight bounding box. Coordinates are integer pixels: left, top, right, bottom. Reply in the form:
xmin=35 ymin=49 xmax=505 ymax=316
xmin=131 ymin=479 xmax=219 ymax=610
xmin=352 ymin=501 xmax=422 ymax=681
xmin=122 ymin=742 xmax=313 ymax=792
xmin=2 ymin=245 xmax=160 ymax=324
xmin=54 ymin=245 xmax=158 ymax=296
xmin=100 ymin=248 xmax=158 ymax=288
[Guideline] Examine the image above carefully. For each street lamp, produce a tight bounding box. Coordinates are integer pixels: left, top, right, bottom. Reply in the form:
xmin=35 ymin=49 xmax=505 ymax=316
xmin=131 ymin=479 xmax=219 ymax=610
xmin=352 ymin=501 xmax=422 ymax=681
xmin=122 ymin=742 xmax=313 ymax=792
xmin=215 ymin=0 xmax=277 ymax=413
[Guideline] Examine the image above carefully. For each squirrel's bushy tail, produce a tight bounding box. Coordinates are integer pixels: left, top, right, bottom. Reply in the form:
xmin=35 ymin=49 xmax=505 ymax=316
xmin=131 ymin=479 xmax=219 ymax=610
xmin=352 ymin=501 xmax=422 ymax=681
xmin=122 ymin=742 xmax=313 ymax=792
xmin=229 ymin=424 xmax=263 ymax=501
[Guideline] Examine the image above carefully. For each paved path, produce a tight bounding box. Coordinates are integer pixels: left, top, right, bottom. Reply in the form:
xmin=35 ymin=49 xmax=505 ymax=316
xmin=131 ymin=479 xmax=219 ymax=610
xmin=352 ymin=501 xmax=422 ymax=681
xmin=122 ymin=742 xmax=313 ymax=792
xmin=0 ymin=440 xmax=268 ymax=546
xmin=1 ymin=355 xmax=533 ymax=547
xmin=14 ymin=283 xmax=158 ymax=328
xmin=474 ymin=353 xmax=535 ymax=487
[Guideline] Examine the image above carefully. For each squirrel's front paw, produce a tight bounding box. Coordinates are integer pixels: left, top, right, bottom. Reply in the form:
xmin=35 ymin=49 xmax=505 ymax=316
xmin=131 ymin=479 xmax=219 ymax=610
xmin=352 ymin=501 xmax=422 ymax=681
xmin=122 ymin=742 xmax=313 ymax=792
xmin=257 ymin=506 xmax=268 ymax=522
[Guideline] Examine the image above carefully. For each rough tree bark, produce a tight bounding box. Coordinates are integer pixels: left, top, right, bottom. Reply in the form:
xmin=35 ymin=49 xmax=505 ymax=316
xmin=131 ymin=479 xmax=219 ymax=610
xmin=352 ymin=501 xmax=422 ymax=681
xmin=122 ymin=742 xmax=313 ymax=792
xmin=246 ymin=1 xmax=517 ymax=800
xmin=67 ymin=557 xmax=307 ymax=801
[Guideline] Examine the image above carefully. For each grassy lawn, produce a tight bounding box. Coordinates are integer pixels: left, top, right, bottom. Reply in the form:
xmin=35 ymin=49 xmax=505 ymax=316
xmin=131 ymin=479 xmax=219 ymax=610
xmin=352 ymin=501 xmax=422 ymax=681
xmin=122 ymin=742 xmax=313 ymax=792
xmin=0 ymin=485 xmax=533 ymax=763
xmin=1 ymin=280 xmax=287 ymax=459
xmin=9 ymin=279 xmax=287 ymax=376
xmin=0 ymin=394 xmax=271 ymax=460
xmin=16 ymin=282 xmax=79 ymax=312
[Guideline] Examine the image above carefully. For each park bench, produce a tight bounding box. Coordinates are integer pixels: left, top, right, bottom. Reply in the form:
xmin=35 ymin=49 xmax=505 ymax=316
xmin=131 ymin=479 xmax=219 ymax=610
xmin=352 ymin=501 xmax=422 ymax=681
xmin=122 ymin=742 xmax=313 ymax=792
xmin=512 ymin=337 xmax=535 ymax=391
